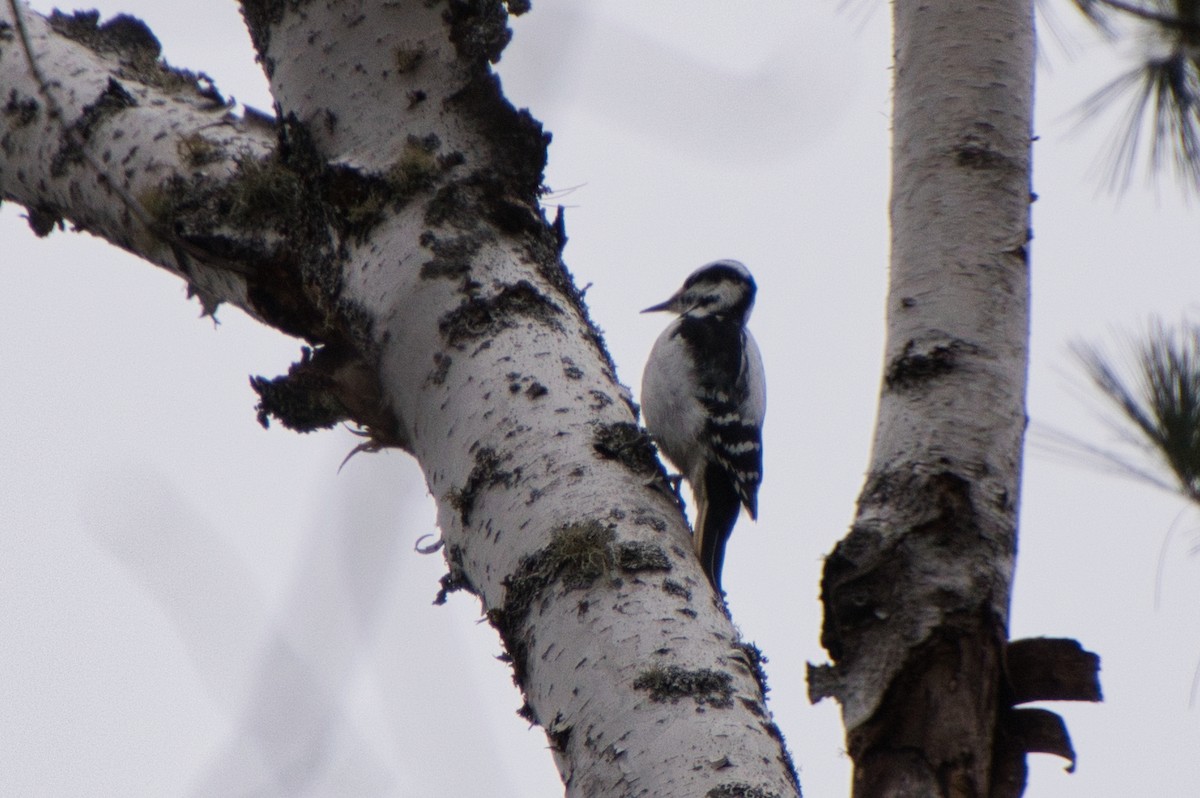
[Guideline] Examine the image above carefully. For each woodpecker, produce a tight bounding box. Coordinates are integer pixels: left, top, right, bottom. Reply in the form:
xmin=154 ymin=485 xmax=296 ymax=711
xmin=640 ymin=260 xmax=765 ymax=593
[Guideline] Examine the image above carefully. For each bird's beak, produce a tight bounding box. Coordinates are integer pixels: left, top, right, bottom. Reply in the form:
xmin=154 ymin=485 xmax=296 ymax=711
xmin=641 ymin=295 xmax=678 ymax=314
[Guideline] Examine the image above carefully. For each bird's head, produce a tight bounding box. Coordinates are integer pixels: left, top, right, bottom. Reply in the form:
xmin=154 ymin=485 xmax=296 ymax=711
xmin=642 ymin=259 xmax=757 ymax=322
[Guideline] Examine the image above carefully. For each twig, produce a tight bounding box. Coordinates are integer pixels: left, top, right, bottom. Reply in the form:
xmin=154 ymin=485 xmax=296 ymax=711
xmin=1094 ymin=0 xmax=1200 ymax=31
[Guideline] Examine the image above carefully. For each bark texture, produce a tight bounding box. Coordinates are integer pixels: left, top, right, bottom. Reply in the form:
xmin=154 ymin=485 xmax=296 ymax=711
xmin=0 ymin=2 xmax=798 ymax=795
xmin=808 ymin=2 xmax=1059 ymax=796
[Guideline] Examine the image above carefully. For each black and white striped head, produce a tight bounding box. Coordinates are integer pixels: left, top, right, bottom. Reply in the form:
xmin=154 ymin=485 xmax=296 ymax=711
xmin=642 ymin=260 xmax=757 ymax=322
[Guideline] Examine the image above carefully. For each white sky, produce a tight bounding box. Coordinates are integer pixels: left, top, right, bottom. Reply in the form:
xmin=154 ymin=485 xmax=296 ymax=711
xmin=2 ymin=2 xmax=1199 ymax=796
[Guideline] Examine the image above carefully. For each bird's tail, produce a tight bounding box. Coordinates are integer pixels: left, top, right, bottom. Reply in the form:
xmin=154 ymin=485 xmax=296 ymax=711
xmin=694 ymin=466 xmax=742 ymax=594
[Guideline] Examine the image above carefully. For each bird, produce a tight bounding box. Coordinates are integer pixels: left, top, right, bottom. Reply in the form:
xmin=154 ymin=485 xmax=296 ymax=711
xmin=640 ymin=260 xmax=765 ymax=593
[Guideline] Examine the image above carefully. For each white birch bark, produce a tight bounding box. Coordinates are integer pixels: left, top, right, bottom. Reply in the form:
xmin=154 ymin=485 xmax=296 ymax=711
xmin=0 ymin=5 xmax=274 ymax=312
xmin=810 ymin=1 xmax=1035 ymax=794
xmin=0 ymin=2 xmax=799 ymax=795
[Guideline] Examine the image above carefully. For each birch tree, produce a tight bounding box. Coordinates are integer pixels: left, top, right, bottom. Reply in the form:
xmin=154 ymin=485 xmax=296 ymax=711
xmin=806 ymin=3 xmax=1101 ymax=796
xmin=0 ymin=2 xmax=797 ymax=796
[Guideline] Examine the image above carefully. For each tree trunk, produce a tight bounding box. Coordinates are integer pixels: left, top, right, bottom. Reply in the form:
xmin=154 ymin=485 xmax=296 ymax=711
xmin=810 ymin=2 xmax=1037 ymax=795
xmin=0 ymin=1 xmax=800 ymax=794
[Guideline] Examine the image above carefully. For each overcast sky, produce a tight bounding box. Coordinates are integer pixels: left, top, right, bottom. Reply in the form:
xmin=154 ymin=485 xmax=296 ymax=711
xmin=3 ymin=2 xmax=1199 ymax=796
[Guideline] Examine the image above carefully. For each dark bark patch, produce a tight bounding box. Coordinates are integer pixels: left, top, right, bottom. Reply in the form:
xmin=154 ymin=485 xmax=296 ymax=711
xmin=419 ymin=57 xmax=622 ymax=389
xmin=805 ymin=662 xmax=839 ymax=705
xmin=384 ymin=134 xmax=445 ymax=204
xmin=817 ymin=525 xmax=900 ymax=663
xmin=504 ymin=371 xmax=548 ymax=400
xmin=551 ymin=204 xmax=568 ymax=252
xmin=424 ymin=169 xmax=543 ymax=241
xmin=733 ymin=641 xmax=770 ymax=698
xmin=250 ymin=347 xmax=347 ymax=432
xmin=535 ymin=521 xmax=616 ymax=589
xmin=4 ymin=90 xmax=39 ymax=127
xmin=177 ymin=133 xmax=224 ymax=168
xmin=444 ymin=0 xmax=513 ymax=66
xmin=427 ymin=352 xmax=453 ymax=386
xmin=738 ymin=696 xmax=764 ymax=717
xmin=488 ymin=521 xmax=616 ymax=686
xmin=419 ymin=231 xmax=482 ymax=280
xmin=1011 ymin=709 xmax=1076 ymax=764
xmin=240 ymin=0 xmax=315 ymax=62
xmin=1005 ymin=637 xmax=1102 ymax=704
xmin=547 ymin=717 xmax=572 ymax=753
xmin=445 ymin=70 xmax=548 ymax=203
xmin=434 ymin=543 xmax=475 ymax=605
xmin=633 ymin=665 xmax=734 ymax=708
xmin=992 ymin=708 xmax=1077 ymax=797
xmin=250 ymin=344 xmax=404 ymax=447
xmin=222 ymin=118 xmax=377 ymax=352
xmin=144 ymin=151 xmax=333 ymax=333
xmin=419 ymin=176 xmax=604 ymax=385
xmin=615 ymin=541 xmax=671 ymax=573
xmin=847 ymin=616 xmax=1003 ymax=797
xmin=49 ymin=10 xmax=225 ymax=101
xmin=438 ymin=280 xmax=564 ymax=348
xmin=814 ymin=468 xmax=1082 ymax=795
xmin=423 ymin=179 xmax=478 ymax=229
xmin=243 ymin=252 xmax=332 ymax=341
xmin=394 ymin=45 xmax=426 ymax=73
xmin=955 ymin=143 xmax=1013 ymax=171
xmin=885 ymin=338 xmax=979 ymax=391
xmin=274 ymin=115 xmax=390 ymax=245
xmin=592 ymin=422 xmax=661 ymax=478
xmin=561 ymin=357 xmax=584 ymax=380
xmin=706 ymin=783 xmax=782 ymax=798
xmin=52 ymin=78 xmax=136 ymax=177
xmin=24 ymin=204 xmax=64 ymax=237
xmin=155 ymin=123 xmax=444 ymax=257
xmin=322 ymin=165 xmax=394 ymax=242
xmin=588 ymin=389 xmax=613 ymax=410
xmin=662 ymin=579 xmax=692 ymax=600
xmin=146 ymin=150 xmax=304 ymax=239
xmin=761 ymin=718 xmax=803 ymax=791
xmin=49 ymin=10 xmax=160 ymax=61
xmin=1006 ymin=242 xmax=1029 ymax=265
xmin=229 ymin=151 xmax=308 ymax=226
xmin=631 ymin=507 xmax=668 ymax=532
xmin=447 ymin=445 xmax=520 ymax=526
xmin=141 ymin=119 xmax=370 ymax=347
xmin=820 ymin=472 xmax=975 ymax=664
xmin=326 ymin=138 xmax=461 ymax=242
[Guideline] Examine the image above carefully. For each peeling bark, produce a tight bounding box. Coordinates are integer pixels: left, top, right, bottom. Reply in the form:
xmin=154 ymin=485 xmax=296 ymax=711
xmin=809 ymin=2 xmax=1097 ymax=796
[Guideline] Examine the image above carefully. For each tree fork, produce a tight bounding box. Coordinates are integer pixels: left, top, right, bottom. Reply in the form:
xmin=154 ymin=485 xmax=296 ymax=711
xmin=0 ymin=1 xmax=802 ymax=794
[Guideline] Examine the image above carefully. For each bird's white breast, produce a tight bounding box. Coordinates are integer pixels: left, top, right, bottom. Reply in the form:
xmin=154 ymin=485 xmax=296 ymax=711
xmin=641 ymin=322 xmax=709 ymax=485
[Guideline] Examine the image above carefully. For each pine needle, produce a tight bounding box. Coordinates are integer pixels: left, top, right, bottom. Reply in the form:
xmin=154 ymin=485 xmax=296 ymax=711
xmin=1072 ymin=319 xmax=1200 ymax=505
